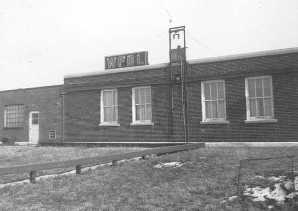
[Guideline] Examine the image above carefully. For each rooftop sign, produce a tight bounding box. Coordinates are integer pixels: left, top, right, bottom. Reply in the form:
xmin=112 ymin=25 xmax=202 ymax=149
xmin=105 ymin=51 xmax=149 ymax=69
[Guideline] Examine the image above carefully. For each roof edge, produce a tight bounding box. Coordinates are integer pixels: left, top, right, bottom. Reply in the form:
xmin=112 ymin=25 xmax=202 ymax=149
xmin=188 ymin=47 xmax=298 ymax=65
xmin=64 ymin=47 xmax=298 ymax=79
xmin=0 ymin=84 xmax=63 ymax=93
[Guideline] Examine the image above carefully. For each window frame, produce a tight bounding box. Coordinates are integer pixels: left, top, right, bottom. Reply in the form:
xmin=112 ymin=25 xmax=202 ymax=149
xmin=4 ymin=104 xmax=25 ymax=128
xmin=201 ymin=80 xmax=228 ymax=124
xmin=245 ymin=75 xmax=277 ymax=123
xmin=131 ymin=86 xmax=153 ymax=125
xmin=48 ymin=130 xmax=56 ymax=140
xmin=100 ymin=88 xmax=119 ymax=126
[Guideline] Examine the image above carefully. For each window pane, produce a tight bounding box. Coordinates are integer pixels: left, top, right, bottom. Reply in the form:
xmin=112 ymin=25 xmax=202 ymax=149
xmin=205 ymin=101 xmax=212 ymax=119
xmin=104 ymin=107 xmax=113 ymax=122
xmin=248 ymin=79 xmax=256 ymax=97
xmin=140 ymin=88 xmax=146 ymax=105
xmin=249 ymin=99 xmax=257 ymax=117
xmin=256 ymin=98 xmax=264 ymax=116
xmin=136 ymin=105 xmax=145 ymax=121
xmin=256 ymin=79 xmax=263 ymax=97
xmin=113 ymin=90 xmax=118 ymax=105
xmin=145 ymin=88 xmax=151 ymax=103
xmin=5 ymin=105 xmax=24 ymax=128
xmin=112 ymin=106 xmax=118 ymax=121
xmin=210 ymin=83 xmax=217 ymax=100
xmin=103 ymin=91 xmax=113 ymax=106
xmin=263 ymin=78 xmax=272 ymax=97
xmin=204 ymin=83 xmax=211 ymax=100
xmin=218 ymin=100 xmax=225 ymax=118
xmin=211 ymin=101 xmax=217 ymax=118
xmin=135 ymin=88 xmax=140 ymax=104
xmin=264 ymin=98 xmax=273 ymax=117
xmin=145 ymin=104 xmax=152 ymax=121
xmin=218 ymin=82 xmax=224 ymax=98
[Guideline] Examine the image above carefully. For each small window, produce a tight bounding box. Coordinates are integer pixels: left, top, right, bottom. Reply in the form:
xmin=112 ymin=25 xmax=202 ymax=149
xmin=4 ymin=104 xmax=25 ymax=128
xmin=100 ymin=89 xmax=118 ymax=125
xmin=48 ymin=130 xmax=56 ymax=140
xmin=201 ymin=80 xmax=227 ymax=122
xmin=132 ymin=86 xmax=152 ymax=124
xmin=32 ymin=113 xmax=39 ymax=125
xmin=245 ymin=76 xmax=274 ymax=120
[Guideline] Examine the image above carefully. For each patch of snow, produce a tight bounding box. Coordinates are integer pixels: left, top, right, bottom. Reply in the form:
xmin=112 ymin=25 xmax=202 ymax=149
xmin=244 ymin=183 xmax=288 ymax=203
xmin=153 ymin=161 xmax=183 ymax=168
xmin=254 ymin=175 xmax=265 ymax=179
xmin=295 ymin=176 xmax=298 ymax=190
xmin=268 ymin=176 xmax=286 ymax=182
xmin=228 ymin=196 xmax=238 ymax=201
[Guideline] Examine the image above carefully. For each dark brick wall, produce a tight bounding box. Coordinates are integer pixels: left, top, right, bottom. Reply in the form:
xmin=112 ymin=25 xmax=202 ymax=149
xmin=63 ymin=52 xmax=298 ymax=143
xmin=0 ymin=85 xmax=63 ymax=143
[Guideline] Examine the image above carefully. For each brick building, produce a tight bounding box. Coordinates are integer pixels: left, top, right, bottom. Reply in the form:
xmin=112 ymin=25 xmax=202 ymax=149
xmin=62 ymin=48 xmax=298 ymax=145
xmin=0 ymin=85 xmax=63 ymax=144
xmin=0 ymin=48 xmax=297 ymax=145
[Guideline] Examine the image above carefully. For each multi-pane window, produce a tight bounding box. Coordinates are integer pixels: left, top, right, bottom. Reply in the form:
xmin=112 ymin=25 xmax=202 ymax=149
xmin=245 ymin=76 xmax=274 ymax=120
xmin=132 ymin=86 xmax=152 ymax=123
xmin=201 ymin=80 xmax=226 ymax=121
xmin=100 ymin=89 xmax=118 ymax=124
xmin=48 ymin=130 xmax=56 ymax=140
xmin=4 ymin=104 xmax=25 ymax=128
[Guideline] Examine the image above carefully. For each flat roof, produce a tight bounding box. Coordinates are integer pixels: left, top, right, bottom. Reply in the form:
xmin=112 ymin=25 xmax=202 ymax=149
xmin=0 ymin=84 xmax=63 ymax=93
xmin=64 ymin=47 xmax=298 ymax=79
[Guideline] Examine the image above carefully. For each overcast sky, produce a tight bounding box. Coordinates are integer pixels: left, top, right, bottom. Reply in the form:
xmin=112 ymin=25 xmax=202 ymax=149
xmin=0 ymin=0 xmax=298 ymax=90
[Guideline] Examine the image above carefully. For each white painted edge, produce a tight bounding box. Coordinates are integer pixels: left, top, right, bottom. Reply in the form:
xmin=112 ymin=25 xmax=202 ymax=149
xmin=64 ymin=47 xmax=298 ymax=79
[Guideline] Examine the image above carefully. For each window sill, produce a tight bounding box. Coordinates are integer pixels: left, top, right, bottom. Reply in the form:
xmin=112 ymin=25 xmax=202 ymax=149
xmin=130 ymin=122 xmax=154 ymax=126
xmin=99 ymin=123 xmax=120 ymax=127
xmin=245 ymin=119 xmax=278 ymax=123
xmin=200 ymin=120 xmax=230 ymax=125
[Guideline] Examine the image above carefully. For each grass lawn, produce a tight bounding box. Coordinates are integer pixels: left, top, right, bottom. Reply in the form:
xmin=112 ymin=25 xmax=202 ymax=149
xmin=0 ymin=146 xmax=145 ymax=184
xmin=0 ymin=145 xmax=297 ymax=210
xmin=0 ymin=146 xmax=145 ymax=167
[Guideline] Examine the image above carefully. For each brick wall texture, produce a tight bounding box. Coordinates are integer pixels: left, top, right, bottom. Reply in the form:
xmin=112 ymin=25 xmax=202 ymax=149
xmin=63 ymin=51 xmax=298 ymax=143
xmin=0 ymin=85 xmax=63 ymax=143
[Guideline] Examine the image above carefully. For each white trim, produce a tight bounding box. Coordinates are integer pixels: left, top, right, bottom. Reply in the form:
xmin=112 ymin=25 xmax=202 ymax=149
xmin=56 ymin=141 xmax=201 ymax=144
xmin=200 ymin=120 xmax=230 ymax=124
xmin=132 ymin=86 xmax=153 ymax=125
xmin=65 ymin=47 xmax=298 ymax=79
xmin=201 ymin=80 xmax=227 ymax=122
xmin=99 ymin=123 xmax=120 ymax=127
xmin=130 ymin=122 xmax=154 ymax=126
xmin=245 ymin=75 xmax=275 ymax=121
xmin=245 ymin=119 xmax=278 ymax=123
xmin=100 ymin=89 xmax=119 ymax=125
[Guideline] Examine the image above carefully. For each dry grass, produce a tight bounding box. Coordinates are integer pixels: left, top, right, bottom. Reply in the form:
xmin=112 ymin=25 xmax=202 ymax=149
xmin=0 ymin=145 xmax=297 ymax=210
xmin=0 ymin=146 xmax=144 ymax=167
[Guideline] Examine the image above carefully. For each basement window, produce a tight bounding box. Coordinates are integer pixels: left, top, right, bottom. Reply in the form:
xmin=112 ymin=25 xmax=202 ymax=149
xmin=48 ymin=130 xmax=56 ymax=140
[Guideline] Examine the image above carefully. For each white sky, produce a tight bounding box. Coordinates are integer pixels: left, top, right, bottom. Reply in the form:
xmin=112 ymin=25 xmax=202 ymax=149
xmin=0 ymin=0 xmax=298 ymax=90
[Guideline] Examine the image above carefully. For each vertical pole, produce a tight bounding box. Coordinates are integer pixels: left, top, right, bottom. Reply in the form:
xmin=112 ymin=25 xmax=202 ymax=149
xmin=112 ymin=160 xmax=118 ymax=166
xmin=76 ymin=165 xmax=82 ymax=174
xmin=291 ymin=156 xmax=295 ymax=190
xmin=29 ymin=170 xmax=37 ymax=183
xmin=180 ymin=58 xmax=188 ymax=144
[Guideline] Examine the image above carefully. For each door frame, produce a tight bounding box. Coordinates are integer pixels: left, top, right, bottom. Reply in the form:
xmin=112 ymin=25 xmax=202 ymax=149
xmin=29 ymin=111 xmax=40 ymax=144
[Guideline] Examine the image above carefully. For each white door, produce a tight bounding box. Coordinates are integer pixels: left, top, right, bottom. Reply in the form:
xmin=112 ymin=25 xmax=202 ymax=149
xmin=29 ymin=111 xmax=39 ymax=144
